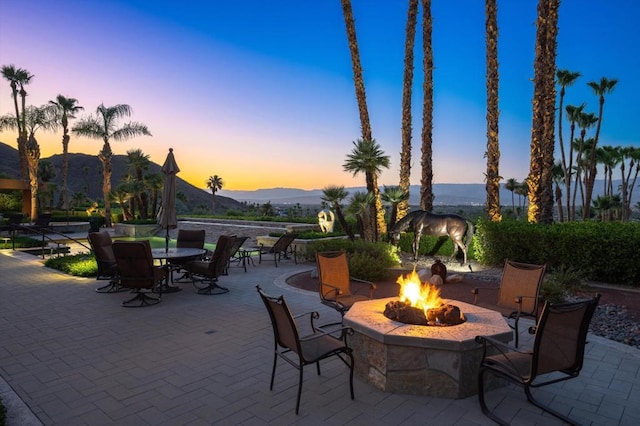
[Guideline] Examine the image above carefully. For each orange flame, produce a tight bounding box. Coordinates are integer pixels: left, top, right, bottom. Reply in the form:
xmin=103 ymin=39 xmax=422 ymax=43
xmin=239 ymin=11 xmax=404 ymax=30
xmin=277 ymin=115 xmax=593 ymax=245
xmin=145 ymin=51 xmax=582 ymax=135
xmin=396 ymin=269 xmax=443 ymax=314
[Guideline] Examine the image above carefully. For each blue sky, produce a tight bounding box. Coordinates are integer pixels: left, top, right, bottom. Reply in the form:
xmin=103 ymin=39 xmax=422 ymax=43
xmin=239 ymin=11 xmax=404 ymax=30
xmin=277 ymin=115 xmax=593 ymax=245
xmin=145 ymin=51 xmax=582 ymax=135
xmin=1 ymin=0 xmax=638 ymax=190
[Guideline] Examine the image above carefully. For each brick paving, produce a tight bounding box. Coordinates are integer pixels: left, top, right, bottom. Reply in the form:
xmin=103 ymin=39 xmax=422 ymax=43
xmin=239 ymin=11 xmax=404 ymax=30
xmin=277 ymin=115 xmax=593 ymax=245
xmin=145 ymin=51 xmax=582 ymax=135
xmin=1 ymin=246 xmax=640 ymax=425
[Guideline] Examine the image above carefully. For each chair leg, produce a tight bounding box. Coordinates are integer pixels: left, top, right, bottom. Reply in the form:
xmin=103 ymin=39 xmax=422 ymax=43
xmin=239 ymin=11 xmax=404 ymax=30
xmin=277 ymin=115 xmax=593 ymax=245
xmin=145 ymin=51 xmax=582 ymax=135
xmin=477 ymin=367 xmax=510 ymax=426
xmin=269 ymin=354 xmax=278 ymax=391
xmin=295 ymin=365 xmax=303 ymax=415
xmin=348 ymin=352 xmax=354 ymax=400
xmin=121 ymin=291 xmax=160 ymax=307
xmin=525 ymin=385 xmax=578 ymax=425
xmin=514 ymin=316 xmax=520 ymax=348
xmin=96 ymin=279 xmax=128 ymax=293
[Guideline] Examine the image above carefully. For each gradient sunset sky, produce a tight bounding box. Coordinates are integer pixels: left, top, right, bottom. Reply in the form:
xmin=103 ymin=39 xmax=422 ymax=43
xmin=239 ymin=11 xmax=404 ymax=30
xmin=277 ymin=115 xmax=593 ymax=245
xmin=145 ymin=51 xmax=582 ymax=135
xmin=1 ymin=0 xmax=639 ymax=191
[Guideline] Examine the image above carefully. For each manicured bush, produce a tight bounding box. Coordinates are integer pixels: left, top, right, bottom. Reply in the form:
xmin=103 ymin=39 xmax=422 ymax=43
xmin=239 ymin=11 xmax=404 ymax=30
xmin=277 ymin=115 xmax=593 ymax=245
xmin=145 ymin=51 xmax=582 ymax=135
xmin=391 ymin=231 xmax=477 ymax=262
xmin=473 ymin=219 xmax=640 ymax=286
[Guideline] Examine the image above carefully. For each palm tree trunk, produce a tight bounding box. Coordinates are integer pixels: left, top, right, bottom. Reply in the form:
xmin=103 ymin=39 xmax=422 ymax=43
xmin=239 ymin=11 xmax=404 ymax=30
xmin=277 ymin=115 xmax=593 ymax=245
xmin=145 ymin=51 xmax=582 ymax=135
xmin=26 ymin=134 xmax=40 ymax=220
xmin=99 ymin=142 xmax=113 ymax=227
xmin=420 ymin=0 xmax=434 ymax=211
xmin=485 ymin=0 xmax=501 ymax=221
xmin=398 ymin=0 xmax=418 ymax=220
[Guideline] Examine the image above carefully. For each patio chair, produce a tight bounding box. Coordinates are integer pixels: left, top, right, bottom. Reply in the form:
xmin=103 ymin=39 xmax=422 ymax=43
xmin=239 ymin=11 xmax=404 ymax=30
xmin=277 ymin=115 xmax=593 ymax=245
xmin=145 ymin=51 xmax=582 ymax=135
xmin=88 ymin=231 xmax=126 ymax=293
xmin=187 ymin=234 xmax=235 ymax=295
xmin=475 ymin=294 xmax=600 ymax=426
xmin=472 ymin=259 xmax=546 ymax=347
xmin=226 ymin=235 xmax=250 ymax=273
xmin=113 ymin=240 xmax=167 ymax=307
xmin=316 ymin=250 xmax=376 ymax=317
xmin=257 ymin=232 xmax=297 ymax=267
xmin=256 ymin=285 xmax=354 ymax=415
xmin=171 ymin=229 xmax=206 ymax=281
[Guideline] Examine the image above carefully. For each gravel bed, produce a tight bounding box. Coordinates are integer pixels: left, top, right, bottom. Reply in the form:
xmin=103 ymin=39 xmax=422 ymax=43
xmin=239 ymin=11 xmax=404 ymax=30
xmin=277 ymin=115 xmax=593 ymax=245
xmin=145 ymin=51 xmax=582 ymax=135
xmin=589 ymin=304 xmax=640 ymax=349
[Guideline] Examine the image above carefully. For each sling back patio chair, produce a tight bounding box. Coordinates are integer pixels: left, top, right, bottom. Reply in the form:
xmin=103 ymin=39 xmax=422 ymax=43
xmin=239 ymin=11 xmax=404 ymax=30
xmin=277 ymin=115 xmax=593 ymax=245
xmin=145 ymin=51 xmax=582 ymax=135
xmin=171 ymin=229 xmax=206 ymax=281
xmin=472 ymin=259 xmax=546 ymax=347
xmin=256 ymin=285 xmax=354 ymax=415
xmin=187 ymin=234 xmax=235 ymax=295
xmin=475 ymin=294 xmax=600 ymax=426
xmin=316 ymin=250 xmax=376 ymax=317
xmin=113 ymin=240 xmax=167 ymax=307
xmin=257 ymin=232 xmax=297 ymax=267
xmin=226 ymin=235 xmax=250 ymax=273
xmin=88 ymin=231 xmax=126 ymax=293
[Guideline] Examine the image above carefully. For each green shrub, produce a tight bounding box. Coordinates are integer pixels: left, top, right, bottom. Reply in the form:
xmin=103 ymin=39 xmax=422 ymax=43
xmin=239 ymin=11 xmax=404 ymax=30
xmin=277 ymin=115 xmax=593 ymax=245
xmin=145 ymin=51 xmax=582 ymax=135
xmin=541 ymin=265 xmax=587 ymax=303
xmin=44 ymin=253 xmax=98 ymax=277
xmin=304 ymin=239 xmax=400 ymax=281
xmin=392 ymin=231 xmax=477 ymax=262
xmin=267 ymin=230 xmax=345 ymax=239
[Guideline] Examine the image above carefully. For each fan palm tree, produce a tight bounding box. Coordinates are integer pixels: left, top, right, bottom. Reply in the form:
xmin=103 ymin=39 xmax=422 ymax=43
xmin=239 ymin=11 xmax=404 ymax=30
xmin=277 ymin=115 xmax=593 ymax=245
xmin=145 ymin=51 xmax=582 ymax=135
xmin=485 ymin=0 xmax=501 ymax=222
xmin=504 ymin=178 xmax=519 ymax=218
xmin=398 ymin=0 xmax=418 ymax=220
xmin=1 ymin=64 xmax=33 ymax=180
xmin=145 ymin=172 xmax=164 ymax=219
xmin=347 ymin=191 xmax=375 ymax=242
xmin=620 ymin=146 xmax=640 ymax=221
xmin=72 ymin=103 xmax=151 ymax=227
xmin=125 ymin=148 xmax=151 ymax=219
xmin=381 ymin=185 xmax=409 ymax=232
xmin=556 ymin=69 xmax=581 ymax=215
xmin=420 ymin=0 xmax=435 ymax=211
xmin=49 ymin=95 xmax=83 ymax=210
xmin=340 ymin=0 xmax=372 ymax=142
xmin=528 ymin=0 xmax=559 ymax=224
xmin=205 ymin=174 xmax=224 ymax=213
xmin=552 ymin=162 xmax=564 ymax=222
xmin=573 ymin=112 xmax=598 ymax=219
xmin=583 ymin=77 xmax=618 ymax=219
xmin=563 ymin=103 xmax=585 ymax=220
xmin=321 ymin=185 xmax=354 ymax=241
xmin=343 ymin=139 xmax=390 ymax=240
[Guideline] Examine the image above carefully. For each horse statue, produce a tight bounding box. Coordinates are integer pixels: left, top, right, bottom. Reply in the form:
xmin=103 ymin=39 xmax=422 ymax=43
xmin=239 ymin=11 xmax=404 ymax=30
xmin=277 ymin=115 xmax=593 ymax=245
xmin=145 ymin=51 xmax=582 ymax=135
xmin=388 ymin=210 xmax=475 ymax=265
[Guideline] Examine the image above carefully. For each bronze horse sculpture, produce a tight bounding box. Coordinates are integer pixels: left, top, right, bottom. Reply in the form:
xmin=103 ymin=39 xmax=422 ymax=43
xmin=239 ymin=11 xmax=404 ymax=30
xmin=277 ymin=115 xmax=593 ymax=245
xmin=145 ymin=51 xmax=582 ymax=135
xmin=388 ymin=210 xmax=475 ymax=265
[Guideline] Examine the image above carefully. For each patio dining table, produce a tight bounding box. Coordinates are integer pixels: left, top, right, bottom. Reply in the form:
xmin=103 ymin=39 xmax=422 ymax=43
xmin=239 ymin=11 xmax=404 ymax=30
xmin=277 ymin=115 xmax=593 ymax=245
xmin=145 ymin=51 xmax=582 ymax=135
xmin=151 ymin=247 xmax=206 ymax=292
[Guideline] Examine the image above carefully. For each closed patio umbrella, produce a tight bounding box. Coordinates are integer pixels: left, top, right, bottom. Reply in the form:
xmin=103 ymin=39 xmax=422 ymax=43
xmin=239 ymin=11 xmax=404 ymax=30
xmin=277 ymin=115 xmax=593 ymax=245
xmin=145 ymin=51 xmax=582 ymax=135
xmin=158 ymin=148 xmax=180 ymax=252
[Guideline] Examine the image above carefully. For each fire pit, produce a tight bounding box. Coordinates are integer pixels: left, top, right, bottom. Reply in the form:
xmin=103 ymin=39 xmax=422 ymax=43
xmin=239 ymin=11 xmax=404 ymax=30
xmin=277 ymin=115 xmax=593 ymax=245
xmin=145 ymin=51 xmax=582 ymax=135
xmin=343 ymin=270 xmax=512 ymax=398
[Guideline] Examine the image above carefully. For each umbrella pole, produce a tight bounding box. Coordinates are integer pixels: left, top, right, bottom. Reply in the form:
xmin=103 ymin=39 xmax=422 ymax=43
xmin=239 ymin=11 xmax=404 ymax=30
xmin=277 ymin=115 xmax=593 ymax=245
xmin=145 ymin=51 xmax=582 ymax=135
xmin=165 ymin=229 xmax=170 ymax=252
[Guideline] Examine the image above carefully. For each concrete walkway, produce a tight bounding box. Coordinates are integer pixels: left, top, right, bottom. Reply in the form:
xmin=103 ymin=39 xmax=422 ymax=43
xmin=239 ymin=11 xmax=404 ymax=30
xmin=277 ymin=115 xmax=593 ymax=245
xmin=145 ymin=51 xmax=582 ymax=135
xmin=1 ymin=249 xmax=639 ymax=425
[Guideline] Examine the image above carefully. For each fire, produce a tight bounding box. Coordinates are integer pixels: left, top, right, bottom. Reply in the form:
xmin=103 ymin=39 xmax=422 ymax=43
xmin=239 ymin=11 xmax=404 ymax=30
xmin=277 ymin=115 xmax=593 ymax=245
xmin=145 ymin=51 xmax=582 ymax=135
xmin=396 ymin=269 xmax=443 ymax=313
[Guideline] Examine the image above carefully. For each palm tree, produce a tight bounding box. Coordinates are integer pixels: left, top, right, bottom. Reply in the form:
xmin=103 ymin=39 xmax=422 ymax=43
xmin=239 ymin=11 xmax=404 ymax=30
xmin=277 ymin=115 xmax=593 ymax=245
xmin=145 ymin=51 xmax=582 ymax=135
xmin=583 ymin=77 xmax=618 ymax=219
xmin=340 ymin=0 xmax=372 ymax=142
xmin=528 ymin=0 xmax=559 ymax=224
xmin=321 ymin=185 xmax=354 ymax=241
xmin=620 ymin=146 xmax=640 ymax=221
xmin=260 ymin=201 xmax=274 ymax=217
xmin=49 ymin=95 xmax=83 ymax=210
xmin=205 ymin=174 xmax=224 ymax=213
xmin=343 ymin=139 xmax=390 ymax=240
xmin=125 ymin=148 xmax=151 ymax=219
xmin=556 ymin=70 xmax=581 ymax=218
xmin=1 ymin=104 xmax=57 ymax=219
xmin=552 ymin=162 xmax=564 ymax=222
xmin=145 ymin=172 xmax=164 ymax=218
xmin=72 ymin=103 xmax=151 ymax=227
xmin=504 ymin=178 xmax=519 ymax=218
xmin=398 ymin=0 xmax=418 ymax=221
xmin=1 ymin=64 xmax=33 ymax=180
xmin=347 ymin=191 xmax=375 ymax=242
xmin=563 ymin=103 xmax=585 ymax=220
xmin=381 ymin=185 xmax=409 ymax=231
xmin=420 ymin=0 xmax=435 ymax=211
xmin=573 ymin=112 xmax=598 ymax=219
xmin=485 ymin=0 xmax=501 ymax=222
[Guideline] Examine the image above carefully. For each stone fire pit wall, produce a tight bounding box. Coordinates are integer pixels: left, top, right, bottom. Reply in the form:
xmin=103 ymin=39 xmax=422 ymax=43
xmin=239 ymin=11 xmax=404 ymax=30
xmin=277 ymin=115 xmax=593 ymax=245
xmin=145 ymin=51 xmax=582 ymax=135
xmin=343 ymin=298 xmax=513 ymax=398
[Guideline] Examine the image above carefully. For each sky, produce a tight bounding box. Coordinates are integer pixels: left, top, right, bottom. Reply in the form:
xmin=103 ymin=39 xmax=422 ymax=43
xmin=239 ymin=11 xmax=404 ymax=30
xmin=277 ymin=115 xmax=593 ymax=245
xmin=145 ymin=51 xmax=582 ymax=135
xmin=1 ymin=0 xmax=639 ymax=192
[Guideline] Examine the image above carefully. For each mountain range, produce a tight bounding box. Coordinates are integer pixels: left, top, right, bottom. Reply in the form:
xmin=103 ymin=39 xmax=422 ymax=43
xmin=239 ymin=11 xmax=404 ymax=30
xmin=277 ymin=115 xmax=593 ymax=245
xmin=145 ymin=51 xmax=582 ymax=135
xmin=0 ymin=142 xmax=243 ymax=212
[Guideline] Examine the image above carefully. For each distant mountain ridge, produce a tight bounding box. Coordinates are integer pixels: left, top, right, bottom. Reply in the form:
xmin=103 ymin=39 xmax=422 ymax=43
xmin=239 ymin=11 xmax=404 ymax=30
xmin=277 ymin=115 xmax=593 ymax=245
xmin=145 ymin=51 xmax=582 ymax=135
xmin=0 ymin=141 xmax=243 ymax=212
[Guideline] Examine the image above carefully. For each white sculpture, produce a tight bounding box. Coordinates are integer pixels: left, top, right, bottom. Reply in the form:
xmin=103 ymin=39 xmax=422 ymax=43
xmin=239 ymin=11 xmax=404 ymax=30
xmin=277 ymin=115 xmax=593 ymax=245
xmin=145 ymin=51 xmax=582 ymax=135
xmin=318 ymin=209 xmax=335 ymax=233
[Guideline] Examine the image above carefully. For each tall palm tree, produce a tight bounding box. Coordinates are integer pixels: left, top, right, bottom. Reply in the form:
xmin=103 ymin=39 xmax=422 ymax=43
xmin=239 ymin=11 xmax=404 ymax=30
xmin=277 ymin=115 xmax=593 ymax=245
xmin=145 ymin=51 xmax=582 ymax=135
xmin=583 ymin=77 xmax=618 ymax=219
xmin=504 ymin=178 xmax=519 ymax=218
xmin=398 ymin=0 xmax=418 ymax=220
xmin=563 ymin=103 xmax=585 ymax=220
xmin=381 ymin=185 xmax=409 ymax=232
xmin=620 ymin=146 xmax=640 ymax=221
xmin=555 ymin=70 xmax=581 ymax=219
xmin=125 ymin=148 xmax=151 ymax=219
xmin=420 ymin=0 xmax=435 ymax=211
xmin=321 ymin=185 xmax=354 ymax=241
xmin=49 ymin=95 xmax=83 ymax=210
xmin=552 ymin=161 xmax=564 ymax=222
xmin=340 ymin=0 xmax=372 ymax=142
xmin=528 ymin=0 xmax=559 ymax=224
xmin=72 ymin=103 xmax=151 ymax=227
xmin=572 ymin=112 xmax=598 ymax=219
xmin=343 ymin=139 xmax=390 ymax=240
xmin=145 ymin=172 xmax=164 ymax=219
xmin=485 ymin=0 xmax=501 ymax=222
xmin=1 ymin=64 xmax=33 ymax=180
xmin=205 ymin=174 xmax=224 ymax=213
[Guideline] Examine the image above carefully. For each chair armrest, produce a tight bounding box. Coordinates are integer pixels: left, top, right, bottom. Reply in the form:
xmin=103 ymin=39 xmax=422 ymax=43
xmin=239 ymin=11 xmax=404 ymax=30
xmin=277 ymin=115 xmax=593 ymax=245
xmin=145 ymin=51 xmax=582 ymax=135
xmin=475 ymin=335 xmax=533 ymax=377
xmin=351 ymin=277 xmax=376 ymax=298
xmin=471 ymin=286 xmax=495 ymax=304
xmin=300 ymin=325 xmax=354 ymax=342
